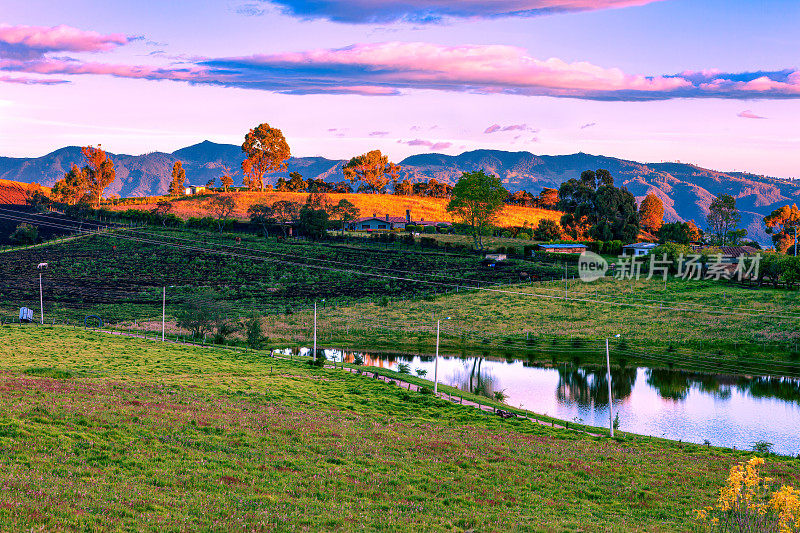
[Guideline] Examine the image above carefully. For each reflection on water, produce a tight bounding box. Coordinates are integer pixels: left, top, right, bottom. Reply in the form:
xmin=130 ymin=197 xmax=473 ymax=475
xmin=557 ymin=365 xmax=638 ymax=408
xmin=293 ymin=347 xmax=800 ymax=455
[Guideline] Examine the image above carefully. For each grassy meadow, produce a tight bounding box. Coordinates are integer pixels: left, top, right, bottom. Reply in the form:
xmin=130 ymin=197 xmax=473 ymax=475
xmin=109 ymin=191 xmax=561 ymax=228
xmin=1 ymin=325 xmax=799 ymax=531
xmin=263 ymin=276 xmax=800 ymax=370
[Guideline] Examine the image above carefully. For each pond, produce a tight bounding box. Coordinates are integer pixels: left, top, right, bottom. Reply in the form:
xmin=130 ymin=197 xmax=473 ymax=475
xmin=294 ymin=347 xmax=800 ymax=456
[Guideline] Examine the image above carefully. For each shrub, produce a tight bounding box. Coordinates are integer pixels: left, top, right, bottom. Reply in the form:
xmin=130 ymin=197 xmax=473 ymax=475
xmin=378 ymin=295 xmax=389 ymax=307
xmin=245 ymin=316 xmax=268 ymax=350
xmin=501 ymin=230 xmax=513 ymax=238
xmin=696 ymin=458 xmax=800 ymax=532
xmin=517 ymin=232 xmax=531 ymax=240
xmin=397 ymin=363 xmax=411 ymax=374
xmin=9 ymin=223 xmax=38 ymax=245
xmin=423 ymin=225 xmax=436 ymax=234
xmin=352 ymin=354 xmax=364 ymax=366
xmin=533 ymin=219 xmax=561 ymax=241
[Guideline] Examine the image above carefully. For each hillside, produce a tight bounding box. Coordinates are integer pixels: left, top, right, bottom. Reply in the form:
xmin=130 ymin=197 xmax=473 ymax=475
xmin=1 ymin=326 xmax=798 ymax=530
xmin=2 ymin=141 xmax=798 ymax=241
xmin=110 ymin=191 xmax=562 ymax=228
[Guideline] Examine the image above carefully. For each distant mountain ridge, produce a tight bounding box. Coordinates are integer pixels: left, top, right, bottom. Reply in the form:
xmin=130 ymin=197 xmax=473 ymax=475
xmin=1 ymin=140 xmax=797 ymax=242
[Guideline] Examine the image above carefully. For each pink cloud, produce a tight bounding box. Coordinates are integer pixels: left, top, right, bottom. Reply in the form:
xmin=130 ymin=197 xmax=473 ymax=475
xmin=737 ymin=110 xmax=766 ymax=119
xmin=580 ymin=122 xmax=597 ymax=129
xmin=370 ymin=131 xmax=389 ymax=136
xmin=0 ymin=74 xmax=69 ymax=85
xmin=402 ymin=139 xmax=452 ymax=150
xmin=0 ymin=23 xmax=129 ymax=60
xmin=485 ymin=123 xmax=536 ymax=133
xmin=267 ymin=0 xmax=666 ymax=24
xmin=3 ymin=35 xmax=800 ymax=102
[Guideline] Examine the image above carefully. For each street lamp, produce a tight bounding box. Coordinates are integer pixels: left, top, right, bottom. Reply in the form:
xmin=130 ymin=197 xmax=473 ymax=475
xmin=433 ymin=316 xmax=450 ymax=395
xmin=606 ymin=333 xmax=620 ymax=437
xmin=37 ymin=262 xmax=47 ymax=325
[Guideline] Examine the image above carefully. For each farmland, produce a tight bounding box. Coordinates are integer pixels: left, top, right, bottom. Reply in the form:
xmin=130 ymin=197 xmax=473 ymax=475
xmin=1 ymin=325 xmax=798 ymax=531
xmin=1 ymin=224 xmax=798 ymax=370
xmin=0 ymin=226 xmax=561 ymax=324
xmin=108 ymin=191 xmax=562 ymax=228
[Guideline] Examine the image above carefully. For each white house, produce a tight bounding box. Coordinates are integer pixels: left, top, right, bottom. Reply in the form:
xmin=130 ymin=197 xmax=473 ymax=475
xmin=184 ymin=185 xmax=208 ymax=195
xmin=622 ymin=242 xmax=657 ymax=257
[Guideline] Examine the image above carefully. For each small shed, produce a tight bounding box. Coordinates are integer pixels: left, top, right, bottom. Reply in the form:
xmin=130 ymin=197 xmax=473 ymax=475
xmin=19 ymin=307 xmax=33 ymax=323
xmin=485 ymin=253 xmax=507 ymax=262
xmin=184 ymin=185 xmax=207 ymax=196
xmin=622 ymin=242 xmax=657 ymax=257
xmin=537 ymin=243 xmax=587 ymax=254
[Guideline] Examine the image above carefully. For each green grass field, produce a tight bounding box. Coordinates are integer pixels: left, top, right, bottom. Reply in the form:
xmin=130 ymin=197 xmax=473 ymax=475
xmin=1 ymin=325 xmax=799 ymax=531
xmin=263 ymin=276 xmax=800 ymax=371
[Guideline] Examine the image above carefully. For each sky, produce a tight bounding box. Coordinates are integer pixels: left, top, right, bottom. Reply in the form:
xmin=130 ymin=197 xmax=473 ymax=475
xmin=0 ymin=0 xmax=798 ymax=177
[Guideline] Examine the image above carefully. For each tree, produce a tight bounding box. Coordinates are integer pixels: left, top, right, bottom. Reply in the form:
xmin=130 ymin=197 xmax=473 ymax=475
xmin=590 ymin=185 xmax=639 ymax=243
xmin=219 ymin=165 xmax=236 ymax=192
xmin=285 ymin=172 xmax=307 ymax=192
xmin=206 ymin=194 xmax=236 ymax=232
xmin=247 ymin=203 xmax=274 ymax=237
xmin=25 ymin=183 xmax=50 ymax=211
xmin=51 ymin=164 xmax=89 ymax=205
xmin=536 ymin=188 xmax=559 ymax=209
xmin=9 ymin=223 xmax=38 ymax=245
xmin=169 ymin=161 xmax=186 ymax=196
xmin=657 ymin=222 xmax=692 ymax=244
xmin=81 ymin=145 xmax=115 ymax=206
xmin=533 ymin=219 xmax=561 ymax=241
xmin=332 ymin=198 xmax=359 ymax=234
xmin=305 ymin=192 xmax=332 ymax=212
xmin=707 ymin=194 xmax=740 ymax=245
xmin=394 ymin=179 xmax=413 ymax=196
xmin=206 ymin=178 xmax=216 ymax=188
xmin=176 ymin=297 xmax=221 ymax=338
xmin=764 ymin=204 xmax=800 ymax=254
xmin=446 ymin=170 xmax=508 ymax=250
xmin=245 ymin=315 xmax=268 ymax=350
xmin=342 ymin=150 xmax=401 ymax=194
xmin=271 ymin=200 xmax=301 ymax=236
xmin=298 ymin=205 xmax=329 ymax=240
xmin=151 ymin=200 xmax=174 ymax=227
xmin=241 ymin=123 xmax=291 ymax=191
xmin=639 ymin=193 xmax=664 ymax=232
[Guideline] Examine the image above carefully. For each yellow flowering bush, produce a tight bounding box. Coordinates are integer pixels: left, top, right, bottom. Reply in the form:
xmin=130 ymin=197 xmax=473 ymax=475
xmin=697 ymin=458 xmax=800 ymax=532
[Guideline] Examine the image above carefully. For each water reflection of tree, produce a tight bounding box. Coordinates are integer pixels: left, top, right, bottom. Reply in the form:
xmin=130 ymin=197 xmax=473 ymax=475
xmin=556 ymin=365 xmax=637 ymax=408
xmin=646 ymin=369 xmax=738 ymax=401
xmin=450 ymin=358 xmax=498 ymax=399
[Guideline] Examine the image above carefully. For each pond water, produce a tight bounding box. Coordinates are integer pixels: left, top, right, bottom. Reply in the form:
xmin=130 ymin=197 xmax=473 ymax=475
xmin=295 ymin=347 xmax=800 ymax=456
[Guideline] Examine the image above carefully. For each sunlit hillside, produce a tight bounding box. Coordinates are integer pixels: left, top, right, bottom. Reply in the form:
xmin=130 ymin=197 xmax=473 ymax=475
xmin=109 ymin=191 xmax=562 ymax=228
xmin=0 ymin=179 xmax=49 ymax=205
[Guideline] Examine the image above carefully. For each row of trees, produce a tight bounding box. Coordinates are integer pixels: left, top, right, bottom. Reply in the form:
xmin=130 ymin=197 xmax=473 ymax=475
xmin=246 ymin=193 xmax=360 ymax=239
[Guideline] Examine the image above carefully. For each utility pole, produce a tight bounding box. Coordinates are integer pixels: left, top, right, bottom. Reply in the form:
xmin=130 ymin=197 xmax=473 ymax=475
xmin=606 ymin=335 xmax=619 ymax=437
xmin=564 ymin=263 xmax=568 ymax=299
xmin=434 ymin=319 xmax=440 ymax=394
xmin=37 ymin=262 xmax=47 ymax=325
xmin=161 ymin=286 xmax=166 ymax=342
xmin=39 ymin=272 xmax=44 ymax=324
xmin=313 ymin=301 xmax=317 ymax=362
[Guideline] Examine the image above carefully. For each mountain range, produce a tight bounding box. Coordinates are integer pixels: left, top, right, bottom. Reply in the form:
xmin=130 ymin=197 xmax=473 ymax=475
xmin=1 ymin=140 xmax=797 ymax=242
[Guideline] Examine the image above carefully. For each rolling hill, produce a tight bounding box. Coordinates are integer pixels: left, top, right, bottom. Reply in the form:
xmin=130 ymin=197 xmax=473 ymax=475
xmin=1 ymin=141 xmax=797 ymax=241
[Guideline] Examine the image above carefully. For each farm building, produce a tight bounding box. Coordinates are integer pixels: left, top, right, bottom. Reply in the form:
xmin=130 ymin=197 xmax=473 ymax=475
xmin=351 ymin=215 xmax=408 ymax=231
xmin=184 ymin=185 xmax=207 ymax=195
xmin=349 ymin=210 xmax=452 ymax=231
xmin=622 ymin=243 xmax=657 ymax=257
xmin=537 ymin=243 xmax=587 ymax=254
